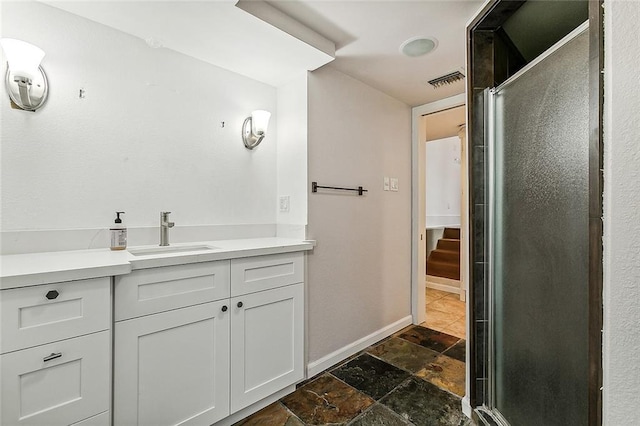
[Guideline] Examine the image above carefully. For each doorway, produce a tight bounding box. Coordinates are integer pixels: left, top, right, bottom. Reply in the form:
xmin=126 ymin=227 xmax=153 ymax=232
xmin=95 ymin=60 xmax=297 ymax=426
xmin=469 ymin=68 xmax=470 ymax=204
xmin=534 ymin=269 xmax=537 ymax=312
xmin=411 ymin=93 xmax=472 ymax=415
xmin=423 ymin=107 xmax=466 ymax=339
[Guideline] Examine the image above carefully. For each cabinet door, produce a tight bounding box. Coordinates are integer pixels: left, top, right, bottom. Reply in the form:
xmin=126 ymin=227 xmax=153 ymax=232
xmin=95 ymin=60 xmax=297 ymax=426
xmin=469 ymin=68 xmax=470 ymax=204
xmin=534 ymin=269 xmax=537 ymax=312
xmin=114 ymin=301 xmax=230 ymax=426
xmin=230 ymin=283 xmax=304 ymax=413
xmin=0 ymin=331 xmax=110 ymax=426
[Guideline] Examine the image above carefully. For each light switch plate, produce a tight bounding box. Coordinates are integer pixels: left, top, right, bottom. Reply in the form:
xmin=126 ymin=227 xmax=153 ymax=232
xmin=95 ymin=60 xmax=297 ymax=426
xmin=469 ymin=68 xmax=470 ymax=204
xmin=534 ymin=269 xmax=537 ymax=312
xmin=390 ymin=178 xmax=399 ymax=192
xmin=279 ymin=196 xmax=290 ymax=212
xmin=383 ymin=177 xmax=390 ymax=191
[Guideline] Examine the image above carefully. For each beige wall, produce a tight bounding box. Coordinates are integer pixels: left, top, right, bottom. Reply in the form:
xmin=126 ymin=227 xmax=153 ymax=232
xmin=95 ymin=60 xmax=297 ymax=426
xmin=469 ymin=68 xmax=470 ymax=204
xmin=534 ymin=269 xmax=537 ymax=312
xmin=306 ymin=66 xmax=412 ymax=364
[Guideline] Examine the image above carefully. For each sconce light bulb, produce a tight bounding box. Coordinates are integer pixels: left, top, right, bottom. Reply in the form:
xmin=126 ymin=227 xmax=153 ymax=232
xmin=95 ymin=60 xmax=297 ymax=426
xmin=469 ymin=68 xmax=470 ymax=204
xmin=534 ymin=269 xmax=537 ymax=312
xmin=1 ymin=38 xmax=49 ymax=111
xmin=251 ymin=110 xmax=271 ymax=136
xmin=0 ymin=38 xmax=45 ymax=81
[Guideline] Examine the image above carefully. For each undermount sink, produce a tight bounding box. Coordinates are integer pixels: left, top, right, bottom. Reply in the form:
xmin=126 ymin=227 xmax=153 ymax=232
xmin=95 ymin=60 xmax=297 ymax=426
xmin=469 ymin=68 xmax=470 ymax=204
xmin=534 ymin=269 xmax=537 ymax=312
xmin=128 ymin=245 xmax=219 ymax=256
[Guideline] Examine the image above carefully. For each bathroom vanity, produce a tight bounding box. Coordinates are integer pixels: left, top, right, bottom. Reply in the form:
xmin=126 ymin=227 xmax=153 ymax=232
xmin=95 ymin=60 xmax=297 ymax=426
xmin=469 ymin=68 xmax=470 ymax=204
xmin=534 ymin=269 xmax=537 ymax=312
xmin=0 ymin=238 xmax=312 ymax=426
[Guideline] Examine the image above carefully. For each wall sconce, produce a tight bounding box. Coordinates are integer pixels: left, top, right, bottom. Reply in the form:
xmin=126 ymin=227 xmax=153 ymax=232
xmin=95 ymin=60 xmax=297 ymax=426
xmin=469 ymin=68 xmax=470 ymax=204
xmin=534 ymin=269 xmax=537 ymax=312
xmin=242 ymin=110 xmax=271 ymax=150
xmin=1 ymin=38 xmax=49 ymax=111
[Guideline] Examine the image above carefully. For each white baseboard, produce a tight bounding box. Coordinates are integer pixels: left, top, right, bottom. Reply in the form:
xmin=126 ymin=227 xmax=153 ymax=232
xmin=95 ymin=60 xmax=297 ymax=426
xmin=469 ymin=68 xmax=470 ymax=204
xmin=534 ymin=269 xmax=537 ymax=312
xmin=462 ymin=395 xmax=473 ymax=419
xmin=306 ymin=315 xmax=412 ymax=378
xmin=426 ymin=275 xmax=461 ymax=295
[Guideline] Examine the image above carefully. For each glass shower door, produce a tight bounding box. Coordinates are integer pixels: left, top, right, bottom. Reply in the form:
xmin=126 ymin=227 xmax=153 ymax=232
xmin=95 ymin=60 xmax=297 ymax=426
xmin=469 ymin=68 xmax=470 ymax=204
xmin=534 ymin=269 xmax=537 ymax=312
xmin=488 ymin=24 xmax=590 ymax=425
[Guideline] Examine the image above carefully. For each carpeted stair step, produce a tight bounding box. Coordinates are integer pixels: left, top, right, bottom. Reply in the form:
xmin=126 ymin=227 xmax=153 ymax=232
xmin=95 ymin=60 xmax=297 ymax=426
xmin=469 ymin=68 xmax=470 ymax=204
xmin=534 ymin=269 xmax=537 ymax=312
xmin=426 ymin=260 xmax=460 ymax=280
xmin=427 ymin=227 xmax=461 ymax=280
xmin=443 ymin=227 xmax=460 ymax=240
xmin=436 ymin=238 xmax=460 ymax=252
xmin=428 ymin=249 xmax=460 ymax=263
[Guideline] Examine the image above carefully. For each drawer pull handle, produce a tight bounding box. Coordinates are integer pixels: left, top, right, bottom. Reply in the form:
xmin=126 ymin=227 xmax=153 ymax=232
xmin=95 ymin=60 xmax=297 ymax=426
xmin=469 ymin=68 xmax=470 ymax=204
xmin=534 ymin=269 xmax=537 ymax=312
xmin=45 ymin=290 xmax=59 ymax=300
xmin=221 ymin=305 xmax=228 ymax=312
xmin=43 ymin=352 xmax=62 ymax=362
xmin=237 ymin=301 xmax=243 ymax=308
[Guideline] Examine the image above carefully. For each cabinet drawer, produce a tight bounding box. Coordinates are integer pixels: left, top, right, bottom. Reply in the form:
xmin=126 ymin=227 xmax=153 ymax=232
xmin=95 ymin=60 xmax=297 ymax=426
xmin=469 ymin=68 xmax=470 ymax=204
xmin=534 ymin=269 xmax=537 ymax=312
xmin=70 ymin=411 xmax=109 ymax=426
xmin=231 ymin=252 xmax=303 ymax=296
xmin=0 ymin=278 xmax=110 ymax=354
xmin=115 ymin=261 xmax=230 ymax=321
xmin=0 ymin=331 xmax=110 ymax=426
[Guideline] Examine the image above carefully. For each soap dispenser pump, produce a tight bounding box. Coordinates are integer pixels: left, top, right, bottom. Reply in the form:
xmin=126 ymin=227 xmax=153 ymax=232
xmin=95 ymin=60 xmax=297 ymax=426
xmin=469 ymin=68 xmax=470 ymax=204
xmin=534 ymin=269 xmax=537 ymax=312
xmin=110 ymin=211 xmax=127 ymax=251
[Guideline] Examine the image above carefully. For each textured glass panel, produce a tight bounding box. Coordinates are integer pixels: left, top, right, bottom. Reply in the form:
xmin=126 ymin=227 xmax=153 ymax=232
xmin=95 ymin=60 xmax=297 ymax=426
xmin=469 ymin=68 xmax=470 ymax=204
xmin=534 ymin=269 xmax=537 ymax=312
xmin=492 ymin=30 xmax=589 ymax=425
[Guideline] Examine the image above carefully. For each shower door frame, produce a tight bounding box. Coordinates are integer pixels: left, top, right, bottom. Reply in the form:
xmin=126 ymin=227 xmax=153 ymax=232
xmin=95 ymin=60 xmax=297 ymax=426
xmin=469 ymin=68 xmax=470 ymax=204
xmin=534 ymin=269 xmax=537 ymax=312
xmin=486 ymin=21 xmax=590 ymax=423
xmin=465 ymin=1 xmax=604 ymax=424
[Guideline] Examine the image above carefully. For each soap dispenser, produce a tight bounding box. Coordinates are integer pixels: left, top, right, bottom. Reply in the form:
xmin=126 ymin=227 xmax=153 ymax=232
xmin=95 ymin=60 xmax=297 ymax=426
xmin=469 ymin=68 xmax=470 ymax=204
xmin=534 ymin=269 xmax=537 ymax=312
xmin=110 ymin=211 xmax=127 ymax=251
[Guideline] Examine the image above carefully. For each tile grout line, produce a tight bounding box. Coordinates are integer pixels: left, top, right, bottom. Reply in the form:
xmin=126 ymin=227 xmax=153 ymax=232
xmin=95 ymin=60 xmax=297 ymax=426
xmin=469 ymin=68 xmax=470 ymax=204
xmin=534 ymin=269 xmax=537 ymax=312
xmin=324 ymin=371 xmax=387 ymax=424
xmin=328 ymin=335 xmax=466 ymax=421
xmin=329 ymin=355 xmax=414 ymax=401
xmin=365 ymin=332 xmax=464 ymax=375
xmin=335 ymin=370 xmax=420 ymax=426
xmin=276 ymin=400 xmax=306 ymax=425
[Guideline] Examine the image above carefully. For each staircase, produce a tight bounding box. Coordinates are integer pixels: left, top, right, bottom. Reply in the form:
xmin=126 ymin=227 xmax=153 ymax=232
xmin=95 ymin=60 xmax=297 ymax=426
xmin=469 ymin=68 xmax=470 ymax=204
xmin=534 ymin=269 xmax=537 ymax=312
xmin=426 ymin=227 xmax=460 ymax=281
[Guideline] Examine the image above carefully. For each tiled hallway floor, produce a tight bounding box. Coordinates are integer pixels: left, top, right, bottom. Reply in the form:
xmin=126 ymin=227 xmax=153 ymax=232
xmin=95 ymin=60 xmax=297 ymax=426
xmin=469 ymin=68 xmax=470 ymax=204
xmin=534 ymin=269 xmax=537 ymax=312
xmin=422 ymin=288 xmax=466 ymax=339
xmin=235 ymin=325 xmax=469 ymax=426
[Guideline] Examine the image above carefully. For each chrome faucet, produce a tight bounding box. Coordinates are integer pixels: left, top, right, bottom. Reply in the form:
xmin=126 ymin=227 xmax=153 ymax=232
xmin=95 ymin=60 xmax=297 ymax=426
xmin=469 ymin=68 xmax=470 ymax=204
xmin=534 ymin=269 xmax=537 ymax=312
xmin=160 ymin=211 xmax=175 ymax=246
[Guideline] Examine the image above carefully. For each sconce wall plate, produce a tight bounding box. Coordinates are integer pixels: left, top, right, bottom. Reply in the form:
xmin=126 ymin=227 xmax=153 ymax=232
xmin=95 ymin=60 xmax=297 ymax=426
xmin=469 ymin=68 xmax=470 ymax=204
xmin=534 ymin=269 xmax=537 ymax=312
xmin=242 ymin=110 xmax=271 ymax=150
xmin=242 ymin=116 xmax=263 ymax=149
xmin=5 ymin=65 xmax=48 ymax=111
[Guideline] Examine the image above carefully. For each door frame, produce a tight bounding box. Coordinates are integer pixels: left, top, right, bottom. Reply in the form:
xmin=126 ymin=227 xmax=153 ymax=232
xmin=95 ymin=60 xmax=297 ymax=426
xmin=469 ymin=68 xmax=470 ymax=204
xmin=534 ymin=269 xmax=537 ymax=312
xmin=411 ymin=93 xmax=466 ymax=325
xmin=465 ymin=1 xmax=603 ymax=423
xmin=411 ymin=93 xmax=471 ymax=415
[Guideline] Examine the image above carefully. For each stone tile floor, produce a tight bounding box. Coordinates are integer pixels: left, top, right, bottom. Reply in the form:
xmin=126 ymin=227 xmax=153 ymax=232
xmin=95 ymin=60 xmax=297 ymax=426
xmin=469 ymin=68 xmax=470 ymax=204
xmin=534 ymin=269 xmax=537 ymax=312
xmin=423 ymin=288 xmax=466 ymax=339
xmin=234 ymin=325 xmax=469 ymax=426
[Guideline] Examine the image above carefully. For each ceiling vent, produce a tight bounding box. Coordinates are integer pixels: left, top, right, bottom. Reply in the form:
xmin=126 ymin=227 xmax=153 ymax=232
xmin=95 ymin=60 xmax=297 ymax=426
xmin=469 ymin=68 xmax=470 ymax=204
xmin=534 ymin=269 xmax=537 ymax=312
xmin=428 ymin=70 xmax=465 ymax=88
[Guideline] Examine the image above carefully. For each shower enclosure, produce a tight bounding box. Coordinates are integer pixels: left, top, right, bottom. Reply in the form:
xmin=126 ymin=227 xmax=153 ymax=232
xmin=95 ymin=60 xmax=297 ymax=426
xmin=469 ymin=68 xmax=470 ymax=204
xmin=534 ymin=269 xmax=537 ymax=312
xmin=486 ymin=23 xmax=590 ymax=425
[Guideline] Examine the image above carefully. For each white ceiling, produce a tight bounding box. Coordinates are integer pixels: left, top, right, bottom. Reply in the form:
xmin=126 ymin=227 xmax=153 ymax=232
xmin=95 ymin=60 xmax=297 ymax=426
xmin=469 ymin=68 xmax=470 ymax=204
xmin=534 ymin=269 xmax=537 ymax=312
xmin=44 ymin=0 xmax=483 ymax=107
xmin=267 ymin=0 xmax=483 ymax=106
xmin=43 ymin=0 xmax=334 ymax=87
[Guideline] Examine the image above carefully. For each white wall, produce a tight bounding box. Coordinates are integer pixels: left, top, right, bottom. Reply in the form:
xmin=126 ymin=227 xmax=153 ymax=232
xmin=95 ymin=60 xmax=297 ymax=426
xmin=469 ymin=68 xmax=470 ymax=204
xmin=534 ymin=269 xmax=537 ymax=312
xmin=276 ymin=72 xmax=308 ymax=239
xmin=603 ymin=1 xmax=640 ymax=423
xmin=0 ymin=2 xmax=278 ymax=252
xmin=306 ymin=66 xmax=412 ymax=365
xmin=425 ymin=136 xmax=461 ymax=226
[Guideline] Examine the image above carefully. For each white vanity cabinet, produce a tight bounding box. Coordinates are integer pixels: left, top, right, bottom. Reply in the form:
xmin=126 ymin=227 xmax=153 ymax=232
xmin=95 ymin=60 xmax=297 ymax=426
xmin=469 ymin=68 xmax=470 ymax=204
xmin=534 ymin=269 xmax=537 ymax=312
xmin=0 ymin=278 xmax=112 ymax=426
xmin=114 ymin=300 xmax=231 ymax=426
xmin=113 ymin=260 xmax=231 ymax=426
xmin=230 ymin=283 xmax=304 ymax=412
xmin=229 ymin=253 xmax=304 ymax=413
xmin=113 ymin=252 xmax=305 ymax=426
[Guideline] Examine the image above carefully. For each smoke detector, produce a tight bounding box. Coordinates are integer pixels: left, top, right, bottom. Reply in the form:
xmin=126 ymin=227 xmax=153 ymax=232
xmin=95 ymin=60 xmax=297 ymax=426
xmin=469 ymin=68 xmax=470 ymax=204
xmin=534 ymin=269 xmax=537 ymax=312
xmin=427 ymin=70 xmax=465 ymax=88
xmin=400 ymin=37 xmax=438 ymax=57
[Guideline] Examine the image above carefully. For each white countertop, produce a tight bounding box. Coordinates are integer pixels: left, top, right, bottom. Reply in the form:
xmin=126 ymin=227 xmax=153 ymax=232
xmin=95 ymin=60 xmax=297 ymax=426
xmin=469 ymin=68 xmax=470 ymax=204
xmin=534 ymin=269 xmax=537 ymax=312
xmin=0 ymin=238 xmax=315 ymax=289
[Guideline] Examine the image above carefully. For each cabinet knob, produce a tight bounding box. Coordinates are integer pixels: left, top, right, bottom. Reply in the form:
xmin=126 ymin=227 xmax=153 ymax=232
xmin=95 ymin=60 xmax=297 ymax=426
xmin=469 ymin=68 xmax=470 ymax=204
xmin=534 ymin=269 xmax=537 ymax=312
xmin=45 ymin=290 xmax=59 ymax=300
xmin=221 ymin=305 xmax=228 ymax=312
xmin=237 ymin=301 xmax=243 ymax=308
